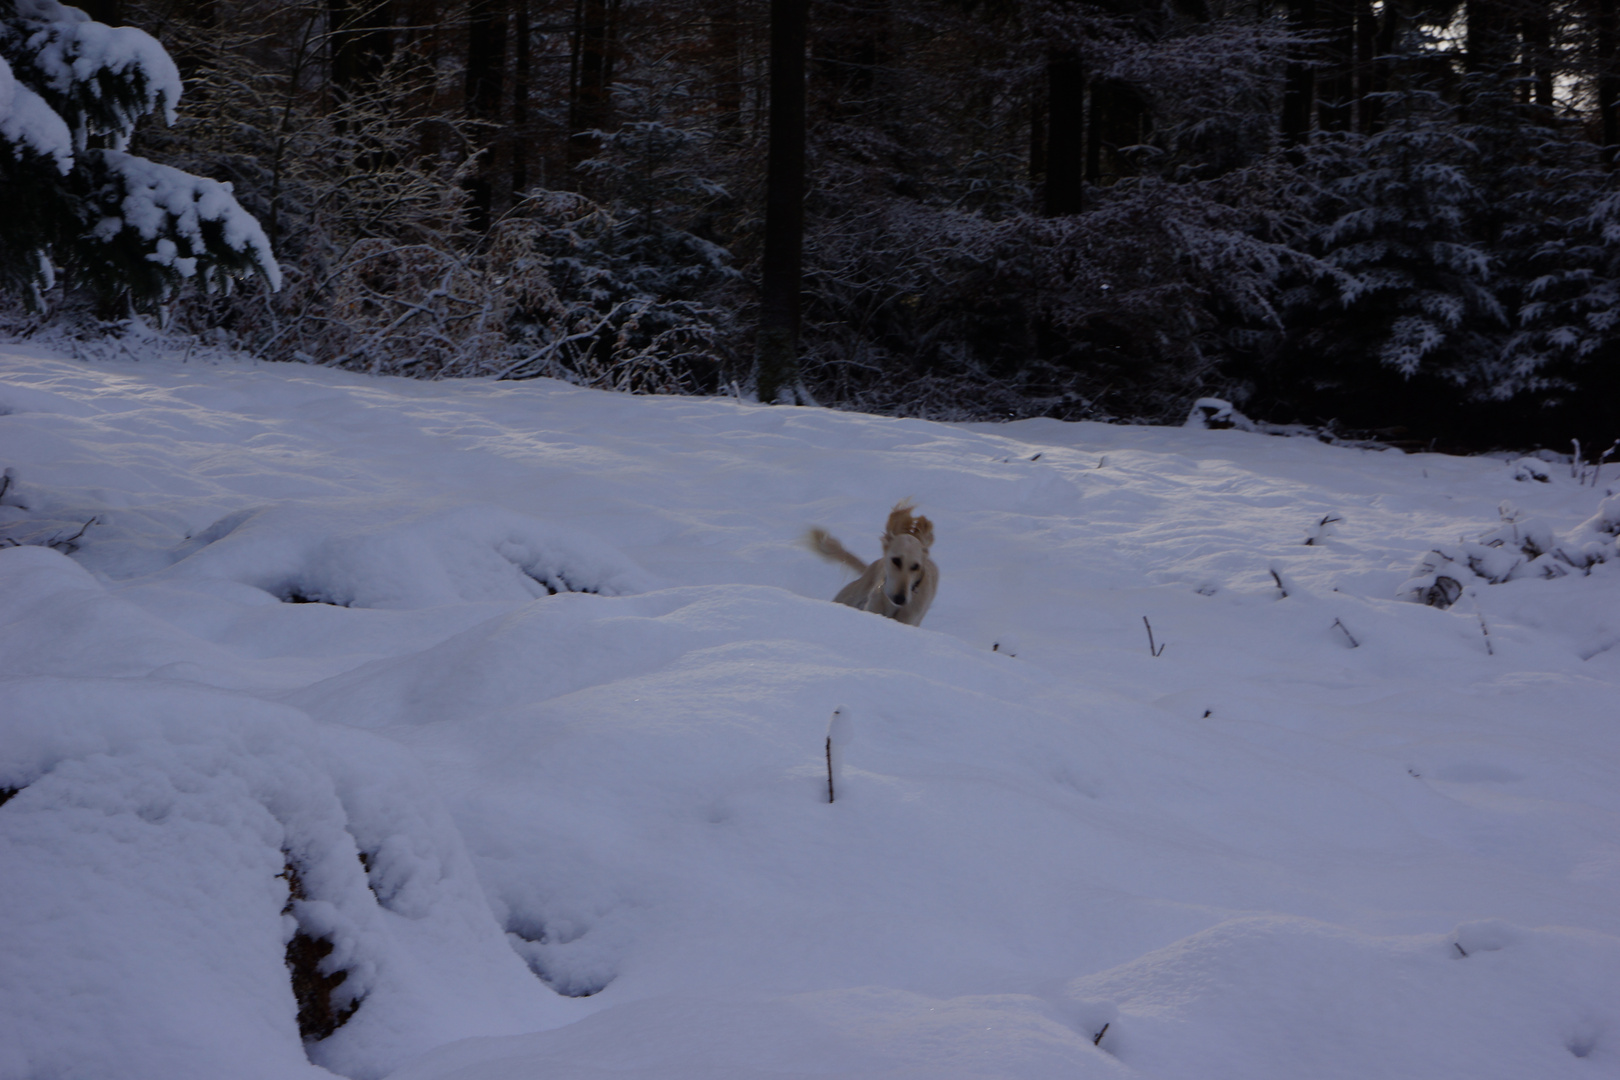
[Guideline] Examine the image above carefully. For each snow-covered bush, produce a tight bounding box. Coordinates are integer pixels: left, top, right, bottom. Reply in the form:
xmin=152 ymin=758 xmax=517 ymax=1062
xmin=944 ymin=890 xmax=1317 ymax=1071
xmin=1185 ymin=397 xmax=1257 ymax=431
xmin=118 ymin=0 xmax=495 ymax=373
xmin=1399 ymin=495 xmax=1620 ymax=607
xmin=0 ymin=0 xmax=276 ymax=311
xmin=491 ymin=189 xmax=736 ymax=393
xmin=286 ymin=240 xmax=518 ymax=378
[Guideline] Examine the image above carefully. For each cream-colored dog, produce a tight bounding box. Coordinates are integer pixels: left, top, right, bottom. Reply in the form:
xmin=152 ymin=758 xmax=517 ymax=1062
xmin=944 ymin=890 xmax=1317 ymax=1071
xmin=806 ymin=501 xmax=937 ymax=627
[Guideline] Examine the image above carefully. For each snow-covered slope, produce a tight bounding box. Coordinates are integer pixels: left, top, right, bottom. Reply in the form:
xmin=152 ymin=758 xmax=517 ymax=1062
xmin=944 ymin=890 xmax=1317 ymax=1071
xmin=1 ymin=345 xmax=1617 ymax=1080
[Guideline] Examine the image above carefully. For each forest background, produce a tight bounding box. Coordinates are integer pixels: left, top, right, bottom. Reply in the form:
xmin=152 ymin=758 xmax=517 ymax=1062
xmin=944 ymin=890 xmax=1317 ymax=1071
xmin=6 ymin=0 xmax=1620 ymax=451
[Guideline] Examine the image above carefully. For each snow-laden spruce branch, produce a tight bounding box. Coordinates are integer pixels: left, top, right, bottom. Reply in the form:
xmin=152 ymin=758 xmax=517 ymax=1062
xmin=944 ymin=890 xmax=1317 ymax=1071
xmin=0 ymin=0 xmax=277 ymax=310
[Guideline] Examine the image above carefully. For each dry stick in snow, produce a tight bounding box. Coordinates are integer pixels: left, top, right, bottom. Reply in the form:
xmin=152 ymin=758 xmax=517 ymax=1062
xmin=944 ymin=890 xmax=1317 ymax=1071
xmin=50 ymin=517 xmax=98 ymax=551
xmin=1332 ymin=618 xmax=1360 ymax=648
xmin=825 ymin=706 xmax=851 ymax=804
xmin=1269 ymin=568 xmax=1288 ymax=598
xmin=1472 ymin=592 xmax=1495 ymax=656
xmin=825 ymin=736 xmax=835 ymax=803
xmin=1596 ymin=441 xmax=1619 ymax=488
xmin=1094 ymin=1022 xmax=1110 ymax=1046
xmin=1304 ymin=512 xmax=1343 ymax=545
xmin=1142 ymin=616 xmax=1166 ymax=657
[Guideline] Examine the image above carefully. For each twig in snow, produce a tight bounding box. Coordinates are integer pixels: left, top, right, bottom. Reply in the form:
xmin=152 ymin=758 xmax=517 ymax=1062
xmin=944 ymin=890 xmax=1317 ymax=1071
xmin=1094 ymin=1022 xmax=1110 ymax=1046
xmin=1303 ymin=513 xmax=1343 ymax=545
xmin=1269 ymin=568 xmax=1288 ymax=598
xmin=1332 ymin=618 xmax=1360 ymax=648
xmin=1595 ymin=441 xmax=1619 ymax=488
xmin=0 ymin=469 xmax=10 ymax=506
xmin=48 ymin=517 xmax=99 ymax=552
xmin=825 ymin=706 xmax=851 ymax=804
xmin=1142 ymin=616 xmax=1166 ymax=657
xmin=1455 ymin=942 xmax=1468 ymax=957
xmin=826 ymin=736 xmax=835 ymax=804
xmin=1471 ymin=592 xmax=1494 ymax=656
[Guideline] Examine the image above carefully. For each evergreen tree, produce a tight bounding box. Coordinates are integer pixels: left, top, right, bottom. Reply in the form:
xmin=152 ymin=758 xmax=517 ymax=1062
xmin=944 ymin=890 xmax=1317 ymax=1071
xmin=1282 ymin=104 xmax=1503 ymax=421
xmin=0 ymin=0 xmax=277 ymax=311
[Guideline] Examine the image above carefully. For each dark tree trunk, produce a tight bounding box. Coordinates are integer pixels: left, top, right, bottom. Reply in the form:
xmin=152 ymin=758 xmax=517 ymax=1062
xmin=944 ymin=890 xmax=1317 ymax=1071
xmin=465 ymin=0 xmax=508 ymax=231
xmin=330 ymin=0 xmax=394 ymax=99
xmin=815 ymin=0 xmax=889 ymax=120
xmin=1522 ymin=7 xmax=1552 ymax=110
xmin=1086 ymin=79 xmax=1149 ymax=183
xmin=710 ymin=0 xmax=744 ymax=130
xmin=1354 ymin=0 xmax=1375 ymax=130
xmin=513 ymin=0 xmax=531 ymax=196
xmin=568 ymin=0 xmax=621 ymax=183
xmin=1281 ymin=0 xmax=1315 ymax=147
xmin=1358 ymin=0 xmax=1397 ymax=132
xmin=467 ymin=0 xmax=508 ymax=121
xmin=1085 ymin=79 xmax=1101 ymax=182
xmin=1043 ymin=49 xmax=1084 ymax=216
xmin=1465 ymin=0 xmax=1513 ymax=75
xmin=1029 ymin=89 xmax=1046 ymax=184
xmin=330 ymin=0 xmax=360 ymax=93
xmin=1317 ymin=0 xmax=1354 ymax=131
xmin=1600 ymin=0 xmax=1620 ymax=160
xmin=755 ymin=0 xmax=808 ymax=404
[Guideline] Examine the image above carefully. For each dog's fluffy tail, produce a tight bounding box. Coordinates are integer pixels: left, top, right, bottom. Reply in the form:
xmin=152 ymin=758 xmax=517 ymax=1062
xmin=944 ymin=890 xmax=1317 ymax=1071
xmin=805 ymin=528 xmax=869 ymax=574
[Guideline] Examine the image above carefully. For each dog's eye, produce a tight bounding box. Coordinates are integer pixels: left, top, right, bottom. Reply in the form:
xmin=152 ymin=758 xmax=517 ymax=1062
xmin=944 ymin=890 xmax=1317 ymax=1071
xmin=911 ymin=564 xmax=919 ymax=571
xmin=892 ymin=557 xmax=902 ymax=567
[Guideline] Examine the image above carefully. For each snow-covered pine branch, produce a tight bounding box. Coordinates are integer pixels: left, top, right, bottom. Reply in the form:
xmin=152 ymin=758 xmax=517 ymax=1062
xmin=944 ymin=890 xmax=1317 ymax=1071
xmin=0 ymin=0 xmax=277 ymax=310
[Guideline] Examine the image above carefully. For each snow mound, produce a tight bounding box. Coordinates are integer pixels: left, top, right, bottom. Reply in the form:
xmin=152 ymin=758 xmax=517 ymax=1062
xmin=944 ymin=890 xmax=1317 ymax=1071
xmin=387 ymin=987 xmax=1132 ymax=1080
xmin=1064 ymin=915 xmax=1620 ymax=1079
xmin=159 ymin=500 xmax=655 ymax=609
xmin=0 ymin=546 xmax=569 ymax=1080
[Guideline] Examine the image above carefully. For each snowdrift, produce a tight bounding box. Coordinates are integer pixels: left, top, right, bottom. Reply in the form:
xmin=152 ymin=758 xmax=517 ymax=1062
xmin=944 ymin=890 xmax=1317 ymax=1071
xmin=1 ymin=346 xmax=1618 ymax=1080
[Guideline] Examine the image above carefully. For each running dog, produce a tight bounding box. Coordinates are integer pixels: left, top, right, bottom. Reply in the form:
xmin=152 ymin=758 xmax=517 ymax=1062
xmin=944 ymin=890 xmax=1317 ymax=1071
xmin=806 ymin=501 xmax=937 ymax=627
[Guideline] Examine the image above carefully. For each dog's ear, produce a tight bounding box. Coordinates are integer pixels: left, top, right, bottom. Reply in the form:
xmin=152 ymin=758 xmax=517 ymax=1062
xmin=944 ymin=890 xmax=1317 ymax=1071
xmin=883 ymin=502 xmax=916 ymax=544
xmin=883 ymin=502 xmax=933 ymax=549
xmin=910 ymin=515 xmax=934 ymax=550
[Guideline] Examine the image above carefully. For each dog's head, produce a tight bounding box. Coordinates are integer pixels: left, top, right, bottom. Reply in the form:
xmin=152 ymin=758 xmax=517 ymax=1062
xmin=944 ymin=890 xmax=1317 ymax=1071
xmin=880 ymin=502 xmax=933 ymax=610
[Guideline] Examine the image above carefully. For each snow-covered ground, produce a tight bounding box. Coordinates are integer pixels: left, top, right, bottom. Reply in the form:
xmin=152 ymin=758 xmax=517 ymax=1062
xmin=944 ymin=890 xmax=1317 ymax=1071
xmin=2 ymin=344 xmax=1618 ymax=1080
